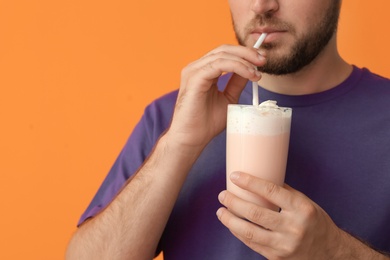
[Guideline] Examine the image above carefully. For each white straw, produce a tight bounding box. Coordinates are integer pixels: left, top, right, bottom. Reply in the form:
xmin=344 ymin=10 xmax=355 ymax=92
xmin=253 ymin=33 xmax=267 ymax=49
xmin=252 ymin=33 xmax=267 ymax=106
xmin=252 ymin=81 xmax=259 ymax=107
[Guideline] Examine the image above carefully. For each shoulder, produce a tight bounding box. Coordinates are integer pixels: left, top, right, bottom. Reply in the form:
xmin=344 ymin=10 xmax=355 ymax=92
xmin=351 ymin=67 xmax=390 ymax=113
xmin=358 ymin=67 xmax=390 ymax=88
xmin=349 ymin=66 xmax=390 ymax=102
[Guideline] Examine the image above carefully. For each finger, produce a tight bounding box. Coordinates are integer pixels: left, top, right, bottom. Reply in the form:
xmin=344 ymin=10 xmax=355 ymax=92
xmin=180 ymin=46 xmax=265 ymax=96
xmin=202 ymin=47 xmax=265 ymax=103
xmin=186 ymin=58 xmax=261 ymax=91
xmin=194 ymin=51 xmax=264 ymax=80
xmin=196 ymin=50 xmax=262 ymax=71
xmin=230 ymin=172 xmax=294 ymax=210
xmin=218 ymin=190 xmax=282 ymax=231
xmin=230 ymin=229 xmax=281 ymax=260
xmin=203 ymin=44 xmax=265 ymax=67
xmin=216 ymin=207 xmax=277 ymax=249
xmin=186 ymin=45 xmax=265 ymax=81
xmin=223 ymin=73 xmax=257 ymax=104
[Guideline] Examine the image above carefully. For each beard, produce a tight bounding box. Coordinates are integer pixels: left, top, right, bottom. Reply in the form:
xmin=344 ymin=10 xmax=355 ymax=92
xmin=234 ymin=1 xmax=341 ymax=75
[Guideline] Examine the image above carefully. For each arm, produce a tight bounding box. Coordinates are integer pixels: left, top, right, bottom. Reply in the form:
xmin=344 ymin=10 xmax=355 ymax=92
xmin=66 ymin=133 xmax=204 ymax=260
xmin=217 ymin=172 xmax=390 ymax=260
xmin=66 ymin=45 xmax=265 ymax=260
xmin=337 ymin=231 xmax=390 ymax=260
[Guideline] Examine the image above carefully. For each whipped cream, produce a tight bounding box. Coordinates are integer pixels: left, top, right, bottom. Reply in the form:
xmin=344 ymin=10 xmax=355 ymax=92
xmin=227 ymin=102 xmax=292 ymax=135
xmin=259 ymin=100 xmax=278 ymax=108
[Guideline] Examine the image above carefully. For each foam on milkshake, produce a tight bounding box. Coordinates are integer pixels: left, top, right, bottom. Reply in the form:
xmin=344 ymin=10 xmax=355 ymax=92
xmin=227 ymin=101 xmax=291 ymax=136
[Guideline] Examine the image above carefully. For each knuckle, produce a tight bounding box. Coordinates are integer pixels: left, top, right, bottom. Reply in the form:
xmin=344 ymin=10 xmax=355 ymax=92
xmin=215 ymin=50 xmax=228 ymax=57
xmin=275 ymin=235 xmax=300 ymax=258
xmin=299 ymin=201 xmax=317 ymax=220
xmin=243 ymin=226 xmax=255 ymax=241
xmin=290 ymin=225 xmax=305 ymax=242
xmin=206 ymin=51 xmax=225 ymax=62
xmin=180 ymin=65 xmax=192 ymax=78
xmin=212 ymin=56 xmax=226 ymax=67
xmin=200 ymin=62 xmax=211 ymax=71
xmin=248 ymin=206 xmax=263 ymax=223
xmin=180 ymin=67 xmax=187 ymax=77
xmin=280 ymin=243 xmax=296 ymax=257
xmin=218 ymin=44 xmax=231 ymax=51
xmin=267 ymin=214 xmax=281 ymax=229
xmin=264 ymin=182 xmax=279 ymax=198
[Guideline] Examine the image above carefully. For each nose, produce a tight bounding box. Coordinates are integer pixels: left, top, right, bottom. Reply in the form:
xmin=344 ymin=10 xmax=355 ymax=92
xmin=250 ymin=0 xmax=279 ymax=16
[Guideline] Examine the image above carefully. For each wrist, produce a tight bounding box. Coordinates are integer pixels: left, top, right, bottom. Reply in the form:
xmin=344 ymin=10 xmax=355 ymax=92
xmin=162 ymin=129 xmax=207 ymax=160
xmin=333 ymin=229 xmax=389 ymax=260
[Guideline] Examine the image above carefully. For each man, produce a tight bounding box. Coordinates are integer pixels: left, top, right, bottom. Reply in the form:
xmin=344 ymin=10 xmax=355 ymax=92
xmin=66 ymin=0 xmax=390 ymax=259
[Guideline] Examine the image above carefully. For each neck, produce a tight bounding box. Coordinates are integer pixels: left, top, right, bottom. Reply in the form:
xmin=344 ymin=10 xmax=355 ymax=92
xmin=258 ymin=36 xmax=353 ymax=96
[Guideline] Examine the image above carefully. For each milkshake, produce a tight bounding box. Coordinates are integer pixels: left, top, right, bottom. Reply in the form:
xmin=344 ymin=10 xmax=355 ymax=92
xmin=226 ymin=101 xmax=292 ymax=211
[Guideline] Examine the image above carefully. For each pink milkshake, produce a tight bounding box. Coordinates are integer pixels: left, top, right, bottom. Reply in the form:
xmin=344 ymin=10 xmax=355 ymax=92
xmin=226 ymin=101 xmax=292 ymax=211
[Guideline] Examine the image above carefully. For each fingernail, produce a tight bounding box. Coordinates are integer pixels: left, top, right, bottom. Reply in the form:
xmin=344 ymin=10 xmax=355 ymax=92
xmin=218 ymin=191 xmax=226 ymax=202
xmin=230 ymin=172 xmax=240 ymax=180
xmin=257 ymin=50 xmax=266 ymax=57
xmin=216 ymin=208 xmax=222 ymax=219
xmin=258 ymin=54 xmax=265 ymax=61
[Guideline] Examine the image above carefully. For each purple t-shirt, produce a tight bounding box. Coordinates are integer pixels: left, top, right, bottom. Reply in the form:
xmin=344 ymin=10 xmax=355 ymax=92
xmin=79 ymin=66 xmax=390 ymax=259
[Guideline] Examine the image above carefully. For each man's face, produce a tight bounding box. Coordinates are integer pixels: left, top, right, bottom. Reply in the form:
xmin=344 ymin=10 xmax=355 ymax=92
xmin=229 ymin=0 xmax=341 ymax=75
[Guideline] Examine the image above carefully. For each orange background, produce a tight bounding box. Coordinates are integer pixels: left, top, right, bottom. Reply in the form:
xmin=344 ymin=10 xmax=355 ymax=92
xmin=0 ymin=1 xmax=389 ymax=259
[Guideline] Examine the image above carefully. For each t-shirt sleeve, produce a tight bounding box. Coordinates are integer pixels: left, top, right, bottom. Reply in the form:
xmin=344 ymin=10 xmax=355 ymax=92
xmin=77 ymin=91 xmax=177 ymax=226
